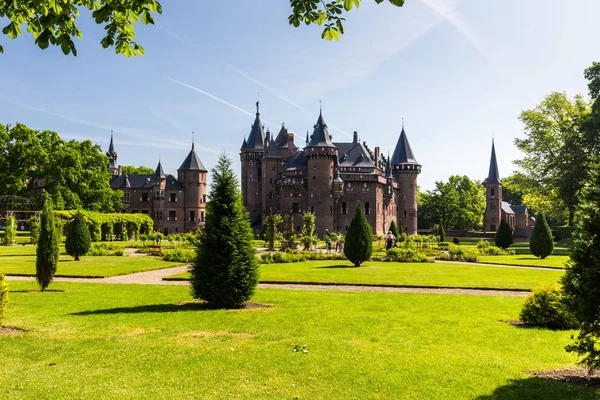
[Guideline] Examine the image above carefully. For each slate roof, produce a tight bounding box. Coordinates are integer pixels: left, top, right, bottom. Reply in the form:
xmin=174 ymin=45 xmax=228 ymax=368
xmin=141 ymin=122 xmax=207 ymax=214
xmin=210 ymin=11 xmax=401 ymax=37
xmin=264 ymin=139 xmax=283 ymax=159
xmin=110 ymin=174 xmax=184 ymax=190
xmin=334 ymin=142 xmax=376 ymax=168
xmin=307 ymin=110 xmax=335 ymax=148
xmin=391 ymin=128 xmax=419 ymax=166
xmin=485 ymin=140 xmax=501 ymax=184
xmin=510 ymin=205 xmax=528 ymax=215
xmin=274 ymin=125 xmax=288 ymax=147
xmin=123 ymin=174 xmax=131 ymax=189
xmin=107 ymin=133 xmax=117 ymax=157
xmin=240 ymin=136 xmax=247 ymax=151
xmin=244 ymin=102 xmax=266 ymax=151
xmin=283 ymin=152 xmax=308 ymax=171
xmin=501 ymin=201 xmax=515 ymax=215
xmin=154 ymin=161 xmax=166 ymax=178
xmin=178 ymin=143 xmax=207 ymax=171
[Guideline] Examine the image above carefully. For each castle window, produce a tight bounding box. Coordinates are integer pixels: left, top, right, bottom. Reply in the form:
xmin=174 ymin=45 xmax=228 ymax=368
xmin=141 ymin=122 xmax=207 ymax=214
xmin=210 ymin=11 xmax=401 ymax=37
xmin=249 ymin=173 xmax=254 ymax=182
xmin=491 ymin=203 xmax=495 ymax=209
xmin=491 ymin=188 xmax=495 ymax=198
xmin=189 ymin=211 xmax=196 ymax=222
xmin=141 ymin=192 xmax=150 ymax=202
xmin=292 ymin=203 xmax=299 ymax=213
xmin=153 ymin=190 xmax=164 ymax=201
xmin=272 ymin=166 xmax=275 ymax=171
xmin=203 ymin=194 xmax=206 ymax=203
xmin=404 ymin=210 xmax=407 ymax=218
xmin=329 ymin=206 xmax=333 ymax=215
xmin=342 ymin=202 xmax=347 ymax=215
xmin=313 ymin=176 xmax=316 ymax=180
xmin=310 ymin=206 xmax=315 ymax=213
xmin=365 ymin=202 xmax=370 ymax=215
xmin=201 ymin=211 xmax=205 ymax=222
xmin=155 ymin=210 xmax=163 ymax=220
xmin=169 ymin=193 xmax=177 ymax=202
xmin=168 ymin=210 xmax=177 ymax=221
xmin=122 ymin=191 xmax=130 ymax=203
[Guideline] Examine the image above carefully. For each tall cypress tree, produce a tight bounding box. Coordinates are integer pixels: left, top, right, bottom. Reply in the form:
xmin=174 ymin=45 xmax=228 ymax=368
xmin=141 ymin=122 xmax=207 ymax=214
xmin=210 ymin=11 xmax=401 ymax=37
xmin=191 ymin=155 xmax=259 ymax=308
xmin=389 ymin=220 xmax=399 ymax=239
xmin=529 ymin=211 xmax=554 ymax=259
xmin=36 ymin=198 xmax=60 ymax=291
xmin=494 ymin=219 xmax=514 ymax=249
xmin=65 ymin=211 xmax=92 ymax=261
xmin=344 ymin=201 xmax=373 ymax=268
xmin=0 ymin=273 xmax=8 ymax=327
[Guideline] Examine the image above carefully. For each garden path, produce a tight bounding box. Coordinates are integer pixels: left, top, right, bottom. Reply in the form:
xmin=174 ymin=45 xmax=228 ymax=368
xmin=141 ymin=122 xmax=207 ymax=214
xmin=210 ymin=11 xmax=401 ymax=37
xmin=6 ymin=266 xmax=529 ymax=296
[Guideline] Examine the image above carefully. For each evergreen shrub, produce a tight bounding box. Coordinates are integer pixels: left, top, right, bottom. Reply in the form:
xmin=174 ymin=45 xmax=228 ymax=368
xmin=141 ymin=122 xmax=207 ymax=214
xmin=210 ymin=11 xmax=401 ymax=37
xmin=36 ymin=198 xmax=60 ymax=291
xmin=3 ymin=216 xmax=16 ymax=246
xmin=0 ymin=273 xmax=8 ymax=327
xmin=530 ymin=211 xmax=554 ymax=259
xmin=65 ymin=211 xmax=92 ymax=261
xmin=520 ymin=285 xmax=576 ymax=330
xmin=344 ymin=201 xmax=373 ymax=267
xmin=495 ymin=219 xmax=514 ymax=249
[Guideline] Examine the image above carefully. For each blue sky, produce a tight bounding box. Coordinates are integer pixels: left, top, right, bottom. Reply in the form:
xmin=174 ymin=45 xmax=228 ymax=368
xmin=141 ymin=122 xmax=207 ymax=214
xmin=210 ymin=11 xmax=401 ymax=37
xmin=0 ymin=0 xmax=598 ymax=191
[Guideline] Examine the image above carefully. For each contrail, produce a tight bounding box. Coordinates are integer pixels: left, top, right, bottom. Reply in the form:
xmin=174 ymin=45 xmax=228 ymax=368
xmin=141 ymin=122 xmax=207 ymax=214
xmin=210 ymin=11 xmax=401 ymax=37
xmin=167 ymin=77 xmax=277 ymax=127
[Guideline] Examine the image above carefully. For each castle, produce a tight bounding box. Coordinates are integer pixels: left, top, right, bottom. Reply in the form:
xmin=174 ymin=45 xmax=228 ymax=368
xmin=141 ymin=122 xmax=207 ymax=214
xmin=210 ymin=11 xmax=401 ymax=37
xmin=240 ymin=103 xmax=421 ymax=236
xmin=483 ymin=140 xmax=535 ymax=237
xmin=107 ymin=134 xmax=208 ymax=234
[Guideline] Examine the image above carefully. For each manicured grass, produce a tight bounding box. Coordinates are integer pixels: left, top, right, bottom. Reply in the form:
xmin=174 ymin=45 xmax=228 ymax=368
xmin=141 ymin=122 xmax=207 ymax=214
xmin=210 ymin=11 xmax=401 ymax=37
xmin=1 ymin=281 xmax=596 ymax=399
xmin=479 ymin=255 xmax=570 ymax=269
xmin=0 ymin=245 xmax=43 ymax=256
xmin=0 ymin=255 xmax=184 ymax=277
xmin=166 ymin=260 xmax=564 ymax=290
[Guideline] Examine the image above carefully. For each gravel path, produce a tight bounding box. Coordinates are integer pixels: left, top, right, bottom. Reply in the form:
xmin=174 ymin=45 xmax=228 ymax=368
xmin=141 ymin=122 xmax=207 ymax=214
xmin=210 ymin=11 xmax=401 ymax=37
xmin=5 ymin=266 xmax=529 ymax=296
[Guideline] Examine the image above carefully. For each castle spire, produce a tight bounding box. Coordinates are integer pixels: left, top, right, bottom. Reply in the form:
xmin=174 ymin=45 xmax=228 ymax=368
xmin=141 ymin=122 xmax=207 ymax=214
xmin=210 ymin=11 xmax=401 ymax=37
xmin=486 ymin=139 xmax=501 ymax=184
xmin=108 ymin=130 xmax=116 ymax=155
xmin=244 ymin=102 xmax=266 ymax=150
xmin=192 ymin=131 xmax=195 ymax=150
xmin=391 ymin=124 xmax=419 ymax=166
xmin=306 ymin=106 xmax=334 ymax=148
xmin=154 ymin=160 xmax=165 ymax=179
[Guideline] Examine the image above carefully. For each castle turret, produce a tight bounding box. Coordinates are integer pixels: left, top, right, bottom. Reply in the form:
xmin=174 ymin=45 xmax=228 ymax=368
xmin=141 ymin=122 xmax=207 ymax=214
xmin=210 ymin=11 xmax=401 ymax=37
xmin=240 ymin=102 xmax=266 ymax=229
xmin=304 ymin=108 xmax=337 ymax=235
xmin=261 ymin=137 xmax=283 ymax=221
xmin=391 ymin=123 xmax=421 ymax=235
xmin=483 ymin=140 xmax=502 ymax=232
xmin=178 ymin=140 xmax=208 ymax=231
xmin=106 ymin=131 xmax=119 ymax=176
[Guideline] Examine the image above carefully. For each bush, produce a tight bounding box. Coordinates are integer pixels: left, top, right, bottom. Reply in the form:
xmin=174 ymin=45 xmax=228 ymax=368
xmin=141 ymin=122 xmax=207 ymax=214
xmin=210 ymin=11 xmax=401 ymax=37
xmin=495 ymin=219 xmax=514 ymax=249
xmin=0 ymin=273 xmax=8 ymax=327
xmin=530 ymin=211 xmax=554 ymax=259
xmin=192 ymin=155 xmax=259 ymax=308
xmin=259 ymin=251 xmax=346 ymax=264
xmin=385 ymin=248 xmax=431 ymax=263
xmin=554 ymin=226 xmax=577 ymax=241
xmin=439 ymin=223 xmax=446 ymax=242
xmin=36 ymin=198 xmax=60 ymax=291
xmin=3 ymin=215 xmax=16 ymax=246
xmin=389 ymin=220 xmax=399 ymax=240
xmin=452 ymin=237 xmax=460 ymax=245
xmin=65 ymin=211 xmax=92 ymax=261
xmin=520 ymin=285 xmax=577 ymax=330
xmin=437 ymin=244 xmax=480 ymax=262
xmin=28 ymin=216 xmax=40 ymax=245
xmin=88 ymin=243 xmax=125 ymax=256
xmin=438 ymin=242 xmax=450 ymax=250
xmin=344 ymin=201 xmax=373 ymax=268
xmin=163 ymin=248 xmax=195 ymax=263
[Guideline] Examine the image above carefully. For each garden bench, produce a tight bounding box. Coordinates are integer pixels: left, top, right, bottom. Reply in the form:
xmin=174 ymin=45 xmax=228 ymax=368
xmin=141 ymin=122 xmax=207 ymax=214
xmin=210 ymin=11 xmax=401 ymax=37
xmin=147 ymin=245 xmax=162 ymax=255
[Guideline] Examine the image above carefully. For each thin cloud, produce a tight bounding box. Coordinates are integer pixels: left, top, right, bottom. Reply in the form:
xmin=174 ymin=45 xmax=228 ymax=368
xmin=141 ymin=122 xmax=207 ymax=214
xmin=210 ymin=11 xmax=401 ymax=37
xmin=226 ymin=64 xmax=352 ymax=138
xmin=167 ymin=77 xmax=277 ymax=127
xmin=146 ymin=104 xmax=186 ymax=129
xmin=420 ymin=0 xmax=487 ymax=59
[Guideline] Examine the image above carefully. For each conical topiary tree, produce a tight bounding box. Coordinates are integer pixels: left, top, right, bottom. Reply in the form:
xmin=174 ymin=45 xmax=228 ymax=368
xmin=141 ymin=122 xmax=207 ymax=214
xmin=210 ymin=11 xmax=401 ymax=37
xmin=191 ymin=154 xmax=259 ymax=308
xmin=495 ymin=219 xmax=514 ymax=249
xmin=389 ymin=220 xmax=399 ymax=239
xmin=3 ymin=215 xmax=16 ymax=246
xmin=36 ymin=197 xmax=60 ymax=291
xmin=65 ymin=211 xmax=92 ymax=261
xmin=529 ymin=211 xmax=554 ymax=259
xmin=439 ymin=221 xmax=446 ymax=242
xmin=344 ymin=201 xmax=373 ymax=267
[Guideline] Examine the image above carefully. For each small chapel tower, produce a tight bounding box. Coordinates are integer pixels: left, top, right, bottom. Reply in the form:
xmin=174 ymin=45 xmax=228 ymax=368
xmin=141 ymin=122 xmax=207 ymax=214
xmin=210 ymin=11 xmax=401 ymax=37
xmin=240 ymin=102 xmax=266 ymax=227
xmin=106 ymin=131 xmax=119 ymax=176
xmin=483 ymin=140 xmax=502 ymax=232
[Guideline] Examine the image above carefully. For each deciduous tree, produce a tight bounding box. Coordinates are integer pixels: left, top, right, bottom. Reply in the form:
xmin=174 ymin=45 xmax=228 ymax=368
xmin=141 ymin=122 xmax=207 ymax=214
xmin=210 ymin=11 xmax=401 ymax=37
xmin=264 ymin=213 xmax=283 ymax=251
xmin=299 ymin=212 xmax=319 ymax=251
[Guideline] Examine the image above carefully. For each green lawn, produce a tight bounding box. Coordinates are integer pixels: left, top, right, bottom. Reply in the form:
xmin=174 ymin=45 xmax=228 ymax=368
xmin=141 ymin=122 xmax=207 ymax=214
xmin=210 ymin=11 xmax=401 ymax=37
xmin=165 ymin=260 xmax=564 ymax=290
xmin=479 ymin=255 xmax=570 ymax=269
xmin=0 ymin=281 xmax=595 ymax=399
xmin=0 ymin=245 xmax=43 ymax=256
xmin=0 ymin=255 xmax=184 ymax=277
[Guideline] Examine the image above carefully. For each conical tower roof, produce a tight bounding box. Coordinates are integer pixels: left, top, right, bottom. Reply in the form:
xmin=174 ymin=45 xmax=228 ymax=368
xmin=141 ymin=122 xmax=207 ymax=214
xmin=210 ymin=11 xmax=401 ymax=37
xmin=244 ymin=101 xmax=266 ymax=150
xmin=264 ymin=138 xmax=283 ymax=159
xmin=240 ymin=136 xmax=247 ymax=151
xmin=154 ymin=160 xmax=166 ymax=178
xmin=179 ymin=142 xmax=207 ymax=171
xmin=391 ymin=127 xmax=419 ymax=166
xmin=107 ymin=131 xmax=117 ymax=157
xmin=123 ymin=174 xmax=131 ymax=188
xmin=307 ymin=109 xmax=335 ymax=148
xmin=485 ymin=140 xmax=501 ymax=184
xmin=385 ymin=153 xmax=392 ymax=178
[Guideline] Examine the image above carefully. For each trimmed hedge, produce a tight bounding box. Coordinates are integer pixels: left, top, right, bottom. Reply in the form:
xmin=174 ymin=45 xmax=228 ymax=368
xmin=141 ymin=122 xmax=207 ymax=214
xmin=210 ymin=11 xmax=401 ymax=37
xmin=384 ymin=248 xmax=431 ymax=263
xmin=553 ymin=226 xmax=577 ymax=241
xmin=260 ymin=251 xmax=346 ymax=264
xmin=163 ymin=248 xmax=195 ymax=263
xmin=88 ymin=243 xmax=125 ymax=256
xmin=436 ymin=244 xmax=480 ymax=262
xmin=54 ymin=210 xmax=153 ymax=242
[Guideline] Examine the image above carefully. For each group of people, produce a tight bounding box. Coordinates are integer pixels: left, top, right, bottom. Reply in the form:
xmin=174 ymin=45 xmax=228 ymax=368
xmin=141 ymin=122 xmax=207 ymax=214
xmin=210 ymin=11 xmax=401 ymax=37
xmin=324 ymin=229 xmax=344 ymax=253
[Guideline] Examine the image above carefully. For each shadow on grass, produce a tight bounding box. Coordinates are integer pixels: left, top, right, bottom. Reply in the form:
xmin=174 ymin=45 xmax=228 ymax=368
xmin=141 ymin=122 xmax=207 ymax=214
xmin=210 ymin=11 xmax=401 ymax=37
xmin=475 ymin=377 xmax=599 ymax=400
xmin=316 ymin=264 xmax=357 ymax=269
xmin=71 ymin=302 xmax=271 ymax=315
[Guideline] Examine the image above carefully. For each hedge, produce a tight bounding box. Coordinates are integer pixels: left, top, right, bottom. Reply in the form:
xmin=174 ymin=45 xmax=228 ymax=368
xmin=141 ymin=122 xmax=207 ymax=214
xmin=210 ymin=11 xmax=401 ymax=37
xmin=54 ymin=211 xmax=153 ymax=242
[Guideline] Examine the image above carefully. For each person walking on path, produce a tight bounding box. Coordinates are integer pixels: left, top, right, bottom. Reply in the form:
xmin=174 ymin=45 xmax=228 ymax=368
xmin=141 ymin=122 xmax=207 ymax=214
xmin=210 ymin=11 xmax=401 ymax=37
xmin=385 ymin=231 xmax=396 ymax=251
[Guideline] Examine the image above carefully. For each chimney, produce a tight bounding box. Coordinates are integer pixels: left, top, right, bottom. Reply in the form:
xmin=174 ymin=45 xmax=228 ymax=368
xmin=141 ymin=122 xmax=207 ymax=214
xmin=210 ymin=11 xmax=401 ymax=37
xmin=353 ymin=131 xmax=358 ymax=143
xmin=264 ymin=130 xmax=270 ymax=149
xmin=374 ymin=147 xmax=380 ymax=169
xmin=287 ymin=133 xmax=295 ymax=154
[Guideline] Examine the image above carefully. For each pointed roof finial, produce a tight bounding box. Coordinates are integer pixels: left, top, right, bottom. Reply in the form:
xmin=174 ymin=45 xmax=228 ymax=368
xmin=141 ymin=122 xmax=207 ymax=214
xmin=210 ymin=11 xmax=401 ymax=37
xmin=192 ymin=131 xmax=195 ymax=150
xmin=486 ymin=139 xmax=501 ymax=184
xmin=319 ymin=100 xmax=322 ymax=114
xmin=402 ymin=117 xmax=405 ymax=130
xmin=256 ymin=100 xmax=260 ymax=116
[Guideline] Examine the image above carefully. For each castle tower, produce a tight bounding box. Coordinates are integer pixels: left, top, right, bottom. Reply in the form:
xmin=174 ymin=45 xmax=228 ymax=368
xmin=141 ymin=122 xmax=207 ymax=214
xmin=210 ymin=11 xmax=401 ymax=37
xmin=178 ymin=140 xmax=208 ymax=232
xmin=240 ymin=101 xmax=266 ymax=229
xmin=106 ymin=131 xmax=119 ymax=176
xmin=391 ymin=124 xmax=421 ymax=235
xmin=483 ymin=140 xmax=502 ymax=232
xmin=304 ymin=109 xmax=337 ymax=236
xmin=262 ymin=137 xmax=283 ymax=220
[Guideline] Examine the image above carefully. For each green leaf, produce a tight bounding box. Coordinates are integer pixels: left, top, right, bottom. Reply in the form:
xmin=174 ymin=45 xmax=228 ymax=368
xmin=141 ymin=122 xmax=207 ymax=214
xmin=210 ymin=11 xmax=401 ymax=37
xmin=388 ymin=0 xmax=405 ymax=6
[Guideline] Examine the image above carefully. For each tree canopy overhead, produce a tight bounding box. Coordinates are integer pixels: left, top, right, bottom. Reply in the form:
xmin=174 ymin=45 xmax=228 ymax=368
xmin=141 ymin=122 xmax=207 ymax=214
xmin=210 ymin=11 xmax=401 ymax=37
xmin=0 ymin=0 xmax=404 ymax=56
